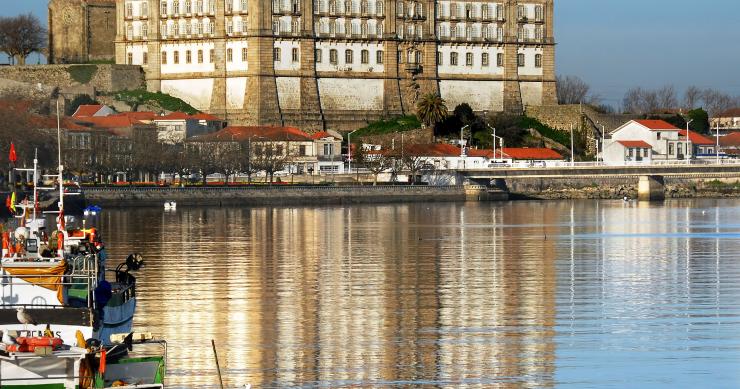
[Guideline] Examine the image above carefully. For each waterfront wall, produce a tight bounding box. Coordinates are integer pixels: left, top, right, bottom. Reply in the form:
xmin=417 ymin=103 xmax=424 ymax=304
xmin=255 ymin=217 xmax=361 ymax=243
xmin=504 ymin=177 xmax=740 ymax=200
xmin=83 ymin=185 xmax=467 ymax=207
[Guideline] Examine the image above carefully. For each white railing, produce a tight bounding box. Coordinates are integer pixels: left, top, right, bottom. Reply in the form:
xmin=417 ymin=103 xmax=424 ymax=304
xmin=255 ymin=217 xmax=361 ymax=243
xmin=462 ymin=158 xmax=740 ymax=170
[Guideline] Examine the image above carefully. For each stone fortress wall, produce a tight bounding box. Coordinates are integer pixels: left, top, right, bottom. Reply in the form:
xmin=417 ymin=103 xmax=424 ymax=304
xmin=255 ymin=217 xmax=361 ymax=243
xmin=48 ymin=0 xmax=117 ymax=64
xmin=114 ymin=0 xmax=557 ymax=130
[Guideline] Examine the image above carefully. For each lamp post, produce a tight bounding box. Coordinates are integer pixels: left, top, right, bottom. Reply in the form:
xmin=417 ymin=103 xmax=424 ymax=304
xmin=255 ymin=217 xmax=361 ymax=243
xmin=570 ymin=123 xmax=574 ymax=167
xmin=685 ymin=119 xmax=693 ymax=164
xmin=347 ymin=129 xmax=360 ymax=176
xmin=460 ymin=125 xmax=470 ymax=157
xmin=716 ymin=121 xmax=720 ymax=164
xmin=486 ymin=123 xmax=502 ymax=161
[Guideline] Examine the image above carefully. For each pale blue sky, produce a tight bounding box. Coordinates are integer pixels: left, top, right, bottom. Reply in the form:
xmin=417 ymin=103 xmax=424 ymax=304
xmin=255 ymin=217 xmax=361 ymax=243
xmin=3 ymin=0 xmax=740 ymax=106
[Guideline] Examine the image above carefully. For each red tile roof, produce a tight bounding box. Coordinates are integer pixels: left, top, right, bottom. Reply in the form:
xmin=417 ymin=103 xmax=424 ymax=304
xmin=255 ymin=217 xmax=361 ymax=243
xmin=72 ymin=104 xmax=106 ymax=117
xmin=157 ymin=112 xmax=193 ymax=121
xmin=634 ymin=120 xmax=680 ymax=131
xmin=191 ymin=126 xmax=313 ymax=142
xmin=720 ymin=132 xmax=740 ymax=148
xmin=311 ymin=131 xmax=340 ymax=140
xmin=404 ymin=143 xmax=463 ymax=157
xmin=191 ymin=112 xmax=221 ymax=121
xmin=617 ymin=140 xmax=652 ymax=148
xmin=500 ymin=148 xmax=564 ymax=160
xmin=677 ymin=130 xmax=715 ymax=145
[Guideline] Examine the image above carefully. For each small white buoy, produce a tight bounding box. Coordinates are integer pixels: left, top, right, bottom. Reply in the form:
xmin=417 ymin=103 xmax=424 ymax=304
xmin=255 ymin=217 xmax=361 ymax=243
xmin=164 ymin=201 xmax=177 ymax=211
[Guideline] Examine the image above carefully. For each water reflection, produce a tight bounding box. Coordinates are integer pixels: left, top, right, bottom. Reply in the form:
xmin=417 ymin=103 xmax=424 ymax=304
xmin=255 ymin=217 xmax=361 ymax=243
xmin=98 ymin=199 xmax=740 ymax=388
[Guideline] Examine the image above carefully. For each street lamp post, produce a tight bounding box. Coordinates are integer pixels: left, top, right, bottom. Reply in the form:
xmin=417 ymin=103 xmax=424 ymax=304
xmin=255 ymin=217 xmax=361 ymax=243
xmin=460 ymin=125 xmax=470 ymax=157
xmin=685 ymin=119 xmax=694 ymax=164
xmin=347 ymin=129 xmax=360 ymax=176
xmin=716 ymin=121 xmax=720 ymax=164
xmin=570 ymin=123 xmax=575 ymax=167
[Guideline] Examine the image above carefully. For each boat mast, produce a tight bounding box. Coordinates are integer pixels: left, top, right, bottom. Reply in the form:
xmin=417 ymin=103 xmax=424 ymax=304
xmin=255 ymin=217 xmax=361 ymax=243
xmin=56 ymin=99 xmax=64 ymax=213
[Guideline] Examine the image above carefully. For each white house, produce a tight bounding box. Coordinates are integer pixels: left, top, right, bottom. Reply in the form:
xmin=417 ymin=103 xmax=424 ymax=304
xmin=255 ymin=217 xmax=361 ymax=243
xmin=312 ymin=131 xmax=344 ymax=174
xmin=604 ymin=120 xmax=691 ymax=164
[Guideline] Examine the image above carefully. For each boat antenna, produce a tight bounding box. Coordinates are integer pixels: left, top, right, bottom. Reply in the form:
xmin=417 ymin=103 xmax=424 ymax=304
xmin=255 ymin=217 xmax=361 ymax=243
xmin=56 ymin=98 xmax=63 ymax=213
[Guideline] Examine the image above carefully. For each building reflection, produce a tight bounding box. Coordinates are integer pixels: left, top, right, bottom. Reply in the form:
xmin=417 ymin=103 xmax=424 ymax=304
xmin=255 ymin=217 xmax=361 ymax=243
xmin=100 ymin=202 xmax=561 ymax=387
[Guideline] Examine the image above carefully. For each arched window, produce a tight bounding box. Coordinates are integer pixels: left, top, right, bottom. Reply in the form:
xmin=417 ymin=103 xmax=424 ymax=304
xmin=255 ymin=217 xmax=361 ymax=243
xmin=329 ymin=0 xmax=336 ymax=12
xmin=535 ymin=54 xmax=542 ymax=68
xmin=376 ymin=0 xmax=383 ymax=15
xmin=329 ymin=48 xmax=338 ymax=64
xmin=345 ymin=49 xmax=353 ymax=63
xmin=292 ymin=19 xmax=300 ymax=33
xmin=126 ymin=24 xmax=133 ymax=39
xmin=361 ymin=49 xmax=369 ymax=63
xmin=535 ymin=5 xmax=543 ymax=21
xmin=141 ymin=23 xmax=148 ymax=38
xmin=361 ymin=1 xmax=368 ymax=14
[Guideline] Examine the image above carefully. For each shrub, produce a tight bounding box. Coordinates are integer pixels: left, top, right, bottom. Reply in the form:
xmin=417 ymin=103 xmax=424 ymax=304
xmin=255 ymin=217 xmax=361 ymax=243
xmin=67 ymin=65 xmax=98 ymax=84
xmin=353 ymin=115 xmax=421 ymax=137
xmin=114 ymin=89 xmax=198 ymax=114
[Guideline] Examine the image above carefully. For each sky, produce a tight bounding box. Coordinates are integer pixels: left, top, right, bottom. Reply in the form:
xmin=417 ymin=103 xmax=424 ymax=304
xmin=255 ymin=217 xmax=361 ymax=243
xmin=3 ymin=0 xmax=740 ymax=107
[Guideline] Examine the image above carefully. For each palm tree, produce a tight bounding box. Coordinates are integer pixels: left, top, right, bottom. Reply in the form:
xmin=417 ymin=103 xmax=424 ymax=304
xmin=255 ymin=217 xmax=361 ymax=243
xmin=416 ymin=93 xmax=448 ymax=128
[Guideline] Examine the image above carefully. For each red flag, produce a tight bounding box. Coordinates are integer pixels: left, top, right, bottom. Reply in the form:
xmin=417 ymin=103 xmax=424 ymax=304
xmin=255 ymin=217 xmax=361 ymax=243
xmin=4 ymin=195 xmax=10 ymax=212
xmin=8 ymin=143 xmax=16 ymax=163
xmin=99 ymin=349 xmax=107 ymax=374
xmin=57 ymin=209 xmax=65 ymax=231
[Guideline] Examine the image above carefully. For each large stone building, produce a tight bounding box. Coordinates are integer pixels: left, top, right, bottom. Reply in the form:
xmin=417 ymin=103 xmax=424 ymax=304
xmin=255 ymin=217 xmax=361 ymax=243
xmin=115 ymin=0 xmax=555 ymax=129
xmin=49 ymin=0 xmax=117 ymax=64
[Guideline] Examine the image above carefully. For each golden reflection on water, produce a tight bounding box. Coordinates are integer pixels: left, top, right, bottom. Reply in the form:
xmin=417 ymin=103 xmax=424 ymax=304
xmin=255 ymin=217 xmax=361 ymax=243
xmin=99 ymin=202 xmax=561 ymax=388
xmin=96 ymin=199 xmax=740 ymax=388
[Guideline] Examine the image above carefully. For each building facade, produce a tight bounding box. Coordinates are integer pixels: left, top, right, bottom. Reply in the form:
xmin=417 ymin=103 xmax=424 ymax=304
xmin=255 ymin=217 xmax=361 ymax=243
xmin=49 ymin=0 xmax=117 ymax=64
xmin=115 ymin=0 xmax=556 ymax=129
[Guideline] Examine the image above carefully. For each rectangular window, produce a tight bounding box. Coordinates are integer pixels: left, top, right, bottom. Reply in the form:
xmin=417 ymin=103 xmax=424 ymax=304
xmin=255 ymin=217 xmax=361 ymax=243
xmin=173 ymin=51 xmax=180 ymax=64
xmin=669 ymin=143 xmax=674 ymax=155
xmin=143 ymin=52 xmax=148 ymax=64
xmin=241 ymin=0 xmax=248 ymax=11
xmin=345 ymin=49 xmax=353 ymax=64
xmin=376 ymin=50 xmax=383 ymax=64
xmin=242 ymin=47 xmax=248 ymax=62
xmin=361 ymin=50 xmax=369 ymax=64
xmin=127 ymin=52 xmax=133 ymax=64
xmin=161 ymin=51 xmax=167 ymax=64
xmin=497 ymin=53 xmax=503 ymax=67
xmin=161 ymin=1 xmax=167 ymax=15
xmin=186 ymin=50 xmax=192 ymax=63
xmin=465 ymin=52 xmax=473 ymax=66
xmin=292 ymin=47 xmax=299 ymax=62
xmin=535 ymin=54 xmax=542 ymax=68
xmin=323 ymin=143 xmax=333 ymax=155
xmin=517 ymin=53 xmax=525 ymax=67
xmin=227 ymin=48 xmax=233 ymax=62
xmin=450 ymin=52 xmax=458 ymax=66
xmin=315 ymin=48 xmax=322 ymax=63
xmin=273 ymin=47 xmax=281 ymax=62
xmin=329 ymin=49 xmax=337 ymax=64
xmin=299 ymin=145 xmax=307 ymax=156
xmin=198 ymin=50 xmax=204 ymax=63
xmin=210 ymin=49 xmax=215 ymax=62
xmin=482 ymin=53 xmax=489 ymax=66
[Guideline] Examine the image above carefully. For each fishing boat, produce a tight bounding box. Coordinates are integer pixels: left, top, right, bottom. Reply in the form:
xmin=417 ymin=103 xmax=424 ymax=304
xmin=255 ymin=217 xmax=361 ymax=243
xmin=0 ymin=331 xmax=166 ymax=388
xmin=0 ymin=154 xmax=140 ymax=345
xmin=0 ymin=105 xmax=166 ymax=388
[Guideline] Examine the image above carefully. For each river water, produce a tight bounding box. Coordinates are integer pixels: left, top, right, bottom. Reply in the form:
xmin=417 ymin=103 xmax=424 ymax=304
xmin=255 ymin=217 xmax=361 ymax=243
xmin=99 ymin=199 xmax=740 ymax=388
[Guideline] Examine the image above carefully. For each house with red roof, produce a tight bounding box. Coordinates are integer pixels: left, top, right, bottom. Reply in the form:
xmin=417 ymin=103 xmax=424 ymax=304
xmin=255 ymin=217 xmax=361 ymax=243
xmin=604 ymin=119 xmax=692 ymax=164
xmin=311 ymin=130 xmax=344 ymax=174
xmin=151 ymin=111 xmax=224 ymax=143
xmin=187 ymin=126 xmax=319 ymax=176
xmin=71 ymin=104 xmax=115 ymax=118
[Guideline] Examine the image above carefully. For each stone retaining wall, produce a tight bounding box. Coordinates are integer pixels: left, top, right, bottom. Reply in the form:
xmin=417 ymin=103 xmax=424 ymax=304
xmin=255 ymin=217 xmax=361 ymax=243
xmin=83 ymin=185 xmax=467 ymax=207
xmin=0 ymin=65 xmax=144 ymax=94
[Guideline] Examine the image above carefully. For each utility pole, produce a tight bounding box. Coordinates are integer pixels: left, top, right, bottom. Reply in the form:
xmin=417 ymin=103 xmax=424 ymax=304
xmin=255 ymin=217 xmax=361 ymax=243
xmin=716 ymin=121 xmax=720 ymax=164
xmin=570 ymin=123 xmax=574 ymax=167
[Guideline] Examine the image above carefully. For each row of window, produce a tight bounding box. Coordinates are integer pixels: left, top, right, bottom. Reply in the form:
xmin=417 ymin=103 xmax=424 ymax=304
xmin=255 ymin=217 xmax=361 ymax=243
xmin=311 ymin=18 xmax=384 ymax=36
xmin=125 ymin=19 xmax=542 ymax=42
xmin=436 ymin=2 xmax=503 ymax=20
xmin=133 ymin=48 xmax=542 ymax=68
xmin=437 ymin=52 xmax=542 ymax=68
xmin=314 ymin=0 xmax=383 ymax=15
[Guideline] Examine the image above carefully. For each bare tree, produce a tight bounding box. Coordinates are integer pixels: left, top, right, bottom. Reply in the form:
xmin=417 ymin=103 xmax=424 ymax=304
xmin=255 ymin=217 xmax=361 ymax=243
xmin=0 ymin=14 xmax=47 ymax=65
xmin=656 ymin=85 xmax=678 ymax=110
xmin=556 ymin=75 xmax=600 ymax=105
xmin=401 ymin=145 xmax=429 ymax=185
xmin=684 ymin=86 xmax=703 ymax=109
xmin=252 ymin=142 xmax=292 ymax=184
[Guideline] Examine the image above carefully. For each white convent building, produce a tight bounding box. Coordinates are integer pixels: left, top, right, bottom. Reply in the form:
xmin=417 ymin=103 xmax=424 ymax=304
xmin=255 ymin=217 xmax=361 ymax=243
xmin=115 ymin=0 xmax=556 ymax=129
